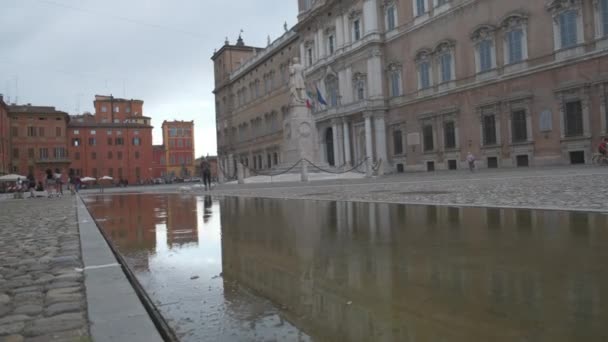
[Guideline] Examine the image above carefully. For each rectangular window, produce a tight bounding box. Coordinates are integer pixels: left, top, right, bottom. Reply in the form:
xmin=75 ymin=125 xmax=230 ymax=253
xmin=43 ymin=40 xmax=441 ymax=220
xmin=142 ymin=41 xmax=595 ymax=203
xmin=328 ymin=35 xmax=335 ymax=54
xmin=440 ymin=53 xmax=452 ymax=82
xmin=512 ymin=110 xmax=528 ymax=142
xmin=27 ymin=126 xmax=36 ymax=137
xmin=565 ymin=101 xmax=583 ymax=137
xmin=423 ymin=125 xmax=434 ymax=151
xmin=12 ymin=148 xmax=19 ymax=159
xmin=390 ymin=72 xmax=400 ymax=97
xmin=170 ymin=155 xmax=176 ymax=165
xmin=479 ymin=40 xmax=493 ymax=72
xmin=88 ymin=137 xmax=96 ymax=146
xmin=56 ymin=127 xmax=62 ymax=137
xmin=416 ymin=0 xmax=426 ymax=16
xmin=117 ymin=151 xmax=123 ymax=160
xmin=393 ymin=130 xmax=403 ymax=155
xmin=72 ymin=138 xmax=80 ymax=147
xmin=170 ymin=128 xmax=177 ymax=137
xmin=11 ymin=126 xmax=18 ymax=137
xmin=90 ymin=130 xmax=96 ymax=135
xmin=559 ymin=10 xmax=578 ymax=48
xmin=107 ymin=130 xmax=112 ymax=135
xmin=307 ymin=48 xmax=313 ymax=66
xmin=507 ymin=29 xmax=523 ymax=64
xmin=39 ymin=148 xmax=48 ymax=160
xmin=132 ymin=137 xmax=141 ymax=146
xmin=114 ymin=106 xmax=119 ymax=113
xmin=444 ymin=121 xmax=456 ymax=149
xmin=483 ymin=115 xmax=497 ymax=145
xmin=115 ymin=137 xmax=124 ymax=145
xmin=28 ymin=148 xmax=34 ymax=159
xmin=107 ymin=138 xmax=113 ymax=145
xmin=38 ymin=127 xmax=45 ymax=137
xmin=135 ymin=151 xmax=140 ymax=159
xmin=101 ymin=106 xmax=107 ymax=112
xmin=73 ymin=129 xmax=79 ymax=135
xmin=354 ymin=19 xmax=361 ymax=41
xmin=177 ymin=139 xmax=183 ymax=148
xmin=107 ymin=151 xmax=113 ymax=159
xmin=91 ymin=152 xmax=97 ymax=160
xmin=387 ymin=6 xmax=396 ymax=31
xmin=420 ymin=62 xmax=430 ymax=89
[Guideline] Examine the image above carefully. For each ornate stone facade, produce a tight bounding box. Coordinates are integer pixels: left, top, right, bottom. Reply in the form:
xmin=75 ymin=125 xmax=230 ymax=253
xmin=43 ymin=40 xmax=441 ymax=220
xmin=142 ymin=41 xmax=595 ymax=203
xmin=214 ymin=0 xmax=608 ymax=174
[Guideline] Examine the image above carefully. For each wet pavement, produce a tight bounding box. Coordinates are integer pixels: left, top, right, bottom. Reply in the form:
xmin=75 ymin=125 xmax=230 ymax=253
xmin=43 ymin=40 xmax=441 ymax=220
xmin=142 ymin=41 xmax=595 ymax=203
xmin=84 ymin=193 xmax=608 ymax=342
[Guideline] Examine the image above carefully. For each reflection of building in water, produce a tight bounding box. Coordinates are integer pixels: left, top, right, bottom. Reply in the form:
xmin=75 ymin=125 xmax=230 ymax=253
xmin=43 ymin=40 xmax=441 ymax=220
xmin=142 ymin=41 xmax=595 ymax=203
xmin=166 ymin=195 xmax=198 ymax=247
xmin=86 ymin=194 xmax=201 ymax=269
xmin=220 ymin=198 xmax=608 ymax=342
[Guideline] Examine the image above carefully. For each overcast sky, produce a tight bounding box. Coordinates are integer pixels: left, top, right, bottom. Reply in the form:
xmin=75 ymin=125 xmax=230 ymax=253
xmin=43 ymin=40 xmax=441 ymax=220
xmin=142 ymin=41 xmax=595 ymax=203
xmin=0 ymin=0 xmax=298 ymax=157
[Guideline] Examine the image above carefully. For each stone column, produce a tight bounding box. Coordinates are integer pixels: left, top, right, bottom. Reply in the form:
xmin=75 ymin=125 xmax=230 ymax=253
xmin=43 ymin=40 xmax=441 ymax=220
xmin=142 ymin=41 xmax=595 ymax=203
xmin=374 ymin=113 xmax=388 ymax=167
xmin=317 ymin=29 xmax=325 ymax=59
xmin=342 ymin=13 xmax=351 ymax=45
xmin=343 ymin=119 xmax=352 ymax=166
xmin=364 ymin=113 xmax=374 ymax=161
xmin=332 ymin=121 xmax=341 ymax=167
xmin=367 ymin=49 xmax=383 ymax=99
xmin=300 ymin=43 xmax=306 ymax=66
xmin=335 ymin=120 xmax=344 ymax=166
xmin=335 ymin=15 xmax=344 ymax=48
xmin=363 ymin=0 xmax=379 ymax=35
xmin=343 ymin=67 xmax=353 ymax=104
xmin=227 ymin=154 xmax=234 ymax=177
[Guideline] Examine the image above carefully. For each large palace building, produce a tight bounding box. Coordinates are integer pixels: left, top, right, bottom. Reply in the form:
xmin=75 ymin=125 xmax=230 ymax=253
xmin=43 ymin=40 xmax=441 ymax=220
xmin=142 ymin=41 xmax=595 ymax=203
xmin=213 ymin=0 xmax=608 ymax=173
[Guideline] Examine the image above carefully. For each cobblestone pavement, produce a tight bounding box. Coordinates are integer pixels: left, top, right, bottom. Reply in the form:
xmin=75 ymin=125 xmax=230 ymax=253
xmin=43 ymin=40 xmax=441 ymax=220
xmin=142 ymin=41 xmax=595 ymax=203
xmin=210 ymin=166 xmax=608 ymax=212
xmin=0 ymin=197 xmax=89 ymax=342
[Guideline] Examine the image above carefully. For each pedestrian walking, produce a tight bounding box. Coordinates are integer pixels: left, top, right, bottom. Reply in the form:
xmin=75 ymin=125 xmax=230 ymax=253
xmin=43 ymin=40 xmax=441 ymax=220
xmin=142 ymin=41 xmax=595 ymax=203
xmin=54 ymin=168 xmax=64 ymax=196
xmin=201 ymin=157 xmax=212 ymax=191
xmin=45 ymin=169 xmax=56 ymax=197
xmin=466 ymin=152 xmax=476 ymax=172
xmin=27 ymin=173 xmax=36 ymax=198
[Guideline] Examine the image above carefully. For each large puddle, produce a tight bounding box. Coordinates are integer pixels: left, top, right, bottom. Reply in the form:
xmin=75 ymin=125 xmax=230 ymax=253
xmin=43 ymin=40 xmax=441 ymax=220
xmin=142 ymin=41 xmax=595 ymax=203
xmin=84 ymin=194 xmax=608 ymax=342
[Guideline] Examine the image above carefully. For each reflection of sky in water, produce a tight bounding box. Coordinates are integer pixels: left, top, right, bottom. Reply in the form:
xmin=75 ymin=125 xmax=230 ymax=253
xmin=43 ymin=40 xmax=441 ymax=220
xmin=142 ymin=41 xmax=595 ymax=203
xmin=86 ymin=194 xmax=309 ymax=342
xmin=85 ymin=195 xmax=608 ymax=342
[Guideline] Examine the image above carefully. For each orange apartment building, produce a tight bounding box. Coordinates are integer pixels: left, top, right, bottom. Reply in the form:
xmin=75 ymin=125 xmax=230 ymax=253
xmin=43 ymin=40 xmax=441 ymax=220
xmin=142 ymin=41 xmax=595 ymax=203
xmin=151 ymin=145 xmax=166 ymax=178
xmin=7 ymin=104 xmax=70 ymax=180
xmin=67 ymin=95 xmax=154 ymax=184
xmin=0 ymin=95 xmax=9 ymax=175
xmin=161 ymin=120 xmax=195 ymax=178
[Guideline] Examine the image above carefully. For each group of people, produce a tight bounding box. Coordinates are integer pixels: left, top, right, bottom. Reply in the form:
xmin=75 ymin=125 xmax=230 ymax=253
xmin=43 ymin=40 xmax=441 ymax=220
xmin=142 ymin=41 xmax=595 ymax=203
xmin=14 ymin=168 xmax=83 ymax=198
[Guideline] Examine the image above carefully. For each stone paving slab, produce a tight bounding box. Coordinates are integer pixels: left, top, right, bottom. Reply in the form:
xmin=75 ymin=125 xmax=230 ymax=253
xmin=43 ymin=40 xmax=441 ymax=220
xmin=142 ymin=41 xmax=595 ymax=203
xmin=209 ymin=166 xmax=608 ymax=212
xmin=0 ymin=197 xmax=90 ymax=341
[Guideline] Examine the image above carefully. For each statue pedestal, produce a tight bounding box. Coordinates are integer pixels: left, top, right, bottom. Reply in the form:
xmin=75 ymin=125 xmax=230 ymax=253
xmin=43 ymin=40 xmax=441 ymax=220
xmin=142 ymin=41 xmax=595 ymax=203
xmin=282 ymin=103 xmax=320 ymax=166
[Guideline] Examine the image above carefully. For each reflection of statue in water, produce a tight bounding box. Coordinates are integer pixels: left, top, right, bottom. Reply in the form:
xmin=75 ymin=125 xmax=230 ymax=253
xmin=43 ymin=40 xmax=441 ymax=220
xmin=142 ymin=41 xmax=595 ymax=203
xmin=289 ymin=57 xmax=306 ymax=104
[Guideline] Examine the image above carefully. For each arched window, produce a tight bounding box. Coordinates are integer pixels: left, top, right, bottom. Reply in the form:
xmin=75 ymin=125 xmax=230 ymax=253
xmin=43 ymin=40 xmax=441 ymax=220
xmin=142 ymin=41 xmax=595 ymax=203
xmin=501 ymin=14 xmax=528 ymax=65
xmin=415 ymin=50 xmax=433 ymax=89
xmin=471 ymin=25 xmax=497 ymax=73
xmin=547 ymin=0 xmax=584 ymax=51
xmin=353 ymin=73 xmax=367 ymax=101
xmin=435 ymin=41 xmax=455 ymax=83
xmin=387 ymin=62 xmax=402 ymax=97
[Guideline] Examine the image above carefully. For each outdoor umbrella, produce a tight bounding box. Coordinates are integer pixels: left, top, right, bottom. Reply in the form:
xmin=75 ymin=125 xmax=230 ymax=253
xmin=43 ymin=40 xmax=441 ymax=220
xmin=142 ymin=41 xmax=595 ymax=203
xmin=100 ymin=176 xmax=113 ymax=181
xmin=81 ymin=177 xmax=96 ymax=182
xmin=0 ymin=174 xmax=27 ymax=182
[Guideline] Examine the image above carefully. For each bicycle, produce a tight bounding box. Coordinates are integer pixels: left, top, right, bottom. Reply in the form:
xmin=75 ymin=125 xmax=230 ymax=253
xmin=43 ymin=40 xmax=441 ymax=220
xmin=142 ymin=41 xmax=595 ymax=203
xmin=592 ymin=153 xmax=608 ymax=165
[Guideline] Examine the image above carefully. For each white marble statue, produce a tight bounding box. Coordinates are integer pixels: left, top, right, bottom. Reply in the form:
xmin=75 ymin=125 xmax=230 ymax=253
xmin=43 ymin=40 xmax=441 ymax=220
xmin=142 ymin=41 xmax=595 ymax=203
xmin=289 ymin=57 xmax=306 ymax=104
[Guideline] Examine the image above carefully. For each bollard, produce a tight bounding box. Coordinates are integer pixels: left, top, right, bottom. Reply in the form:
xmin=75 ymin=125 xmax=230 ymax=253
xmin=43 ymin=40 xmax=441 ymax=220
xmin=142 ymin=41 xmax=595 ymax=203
xmin=365 ymin=158 xmax=373 ymax=178
xmin=217 ymin=169 xmax=224 ymax=184
xmin=237 ymin=163 xmax=244 ymax=184
xmin=377 ymin=159 xmax=384 ymax=177
xmin=301 ymin=161 xmax=309 ymax=182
